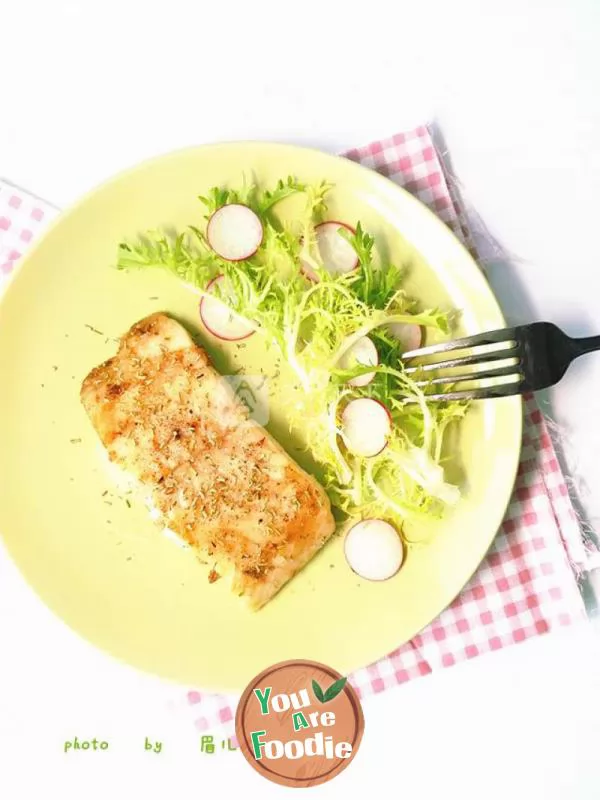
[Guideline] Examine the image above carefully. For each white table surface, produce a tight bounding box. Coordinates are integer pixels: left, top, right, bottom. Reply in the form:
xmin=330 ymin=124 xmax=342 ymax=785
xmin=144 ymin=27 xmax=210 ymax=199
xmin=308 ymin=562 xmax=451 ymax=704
xmin=1 ymin=1 xmax=600 ymax=797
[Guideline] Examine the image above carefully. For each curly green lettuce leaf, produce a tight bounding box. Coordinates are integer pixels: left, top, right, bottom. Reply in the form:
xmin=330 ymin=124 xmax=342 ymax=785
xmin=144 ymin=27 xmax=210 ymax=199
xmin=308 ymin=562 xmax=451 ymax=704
xmin=115 ymin=176 xmax=469 ymax=532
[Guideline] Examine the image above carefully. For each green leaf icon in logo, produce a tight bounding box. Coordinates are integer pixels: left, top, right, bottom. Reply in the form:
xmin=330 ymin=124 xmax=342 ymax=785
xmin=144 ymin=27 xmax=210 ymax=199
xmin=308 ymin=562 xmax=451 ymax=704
xmin=312 ymin=679 xmax=325 ymax=703
xmin=323 ymin=677 xmax=347 ymax=702
xmin=312 ymin=676 xmax=347 ymax=704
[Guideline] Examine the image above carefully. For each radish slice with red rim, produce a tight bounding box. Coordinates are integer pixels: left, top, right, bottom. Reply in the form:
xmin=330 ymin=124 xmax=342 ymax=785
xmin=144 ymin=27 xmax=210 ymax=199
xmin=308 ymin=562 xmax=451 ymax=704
xmin=386 ymin=322 xmax=423 ymax=353
xmin=300 ymin=258 xmax=319 ymax=283
xmin=344 ymin=519 xmax=404 ymax=581
xmin=199 ymin=275 xmax=255 ymax=341
xmin=338 ymin=336 xmax=378 ymax=387
xmin=340 ymin=397 xmax=391 ymax=457
xmin=315 ymin=221 xmax=359 ymax=276
xmin=206 ymin=204 xmax=263 ymax=262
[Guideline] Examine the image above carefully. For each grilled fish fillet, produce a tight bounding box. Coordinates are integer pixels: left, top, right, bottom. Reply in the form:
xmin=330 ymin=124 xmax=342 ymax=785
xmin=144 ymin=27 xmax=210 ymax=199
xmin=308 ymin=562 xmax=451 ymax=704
xmin=80 ymin=313 xmax=336 ymax=609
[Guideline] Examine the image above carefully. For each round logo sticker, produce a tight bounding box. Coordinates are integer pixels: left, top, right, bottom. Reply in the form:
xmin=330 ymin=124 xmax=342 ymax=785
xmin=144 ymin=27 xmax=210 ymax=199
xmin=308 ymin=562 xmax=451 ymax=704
xmin=235 ymin=659 xmax=364 ymax=787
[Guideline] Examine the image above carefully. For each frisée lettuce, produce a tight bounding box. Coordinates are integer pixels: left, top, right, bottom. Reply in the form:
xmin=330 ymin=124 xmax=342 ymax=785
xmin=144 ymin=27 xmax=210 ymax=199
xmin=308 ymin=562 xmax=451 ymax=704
xmin=116 ymin=177 xmax=469 ymax=535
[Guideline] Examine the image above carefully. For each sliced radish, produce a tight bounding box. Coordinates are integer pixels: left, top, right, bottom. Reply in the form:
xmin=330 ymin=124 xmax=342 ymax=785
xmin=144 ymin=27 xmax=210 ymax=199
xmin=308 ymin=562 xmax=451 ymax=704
xmin=344 ymin=519 xmax=404 ymax=581
xmin=341 ymin=397 xmax=391 ymax=457
xmin=199 ymin=275 xmax=255 ymax=341
xmin=387 ymin=322 xmax=423 ymax=353
xmin=300 ymin=258 xmax=319 ymax=283
xmin=338 ymin=336 xmax=378 ymax=387
xmin=206 ymin=204 xmax=263 ymax=262
xmin=315 ymin=221 xmax=359 ymax=276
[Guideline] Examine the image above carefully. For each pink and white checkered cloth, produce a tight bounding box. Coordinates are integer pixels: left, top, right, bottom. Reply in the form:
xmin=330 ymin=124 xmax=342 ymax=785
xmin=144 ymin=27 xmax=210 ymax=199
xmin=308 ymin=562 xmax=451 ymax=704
xmin=0 ymin=181 xmax=57 ymax=275
xmin=0 ymin=128 xmax=594 ymax=739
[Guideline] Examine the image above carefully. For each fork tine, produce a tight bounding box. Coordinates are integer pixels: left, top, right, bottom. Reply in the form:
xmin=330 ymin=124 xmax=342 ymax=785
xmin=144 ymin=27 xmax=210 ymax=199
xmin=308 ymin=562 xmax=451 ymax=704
xmin=405 ymin=380 xmax=524 ymax=403
xmin=404 ymin=343 xmax=520 ymax=374
xmin=402 ymin=327 xmax=517 ymax=360
xmin=412 ymin=362 xmax=521 ymax=387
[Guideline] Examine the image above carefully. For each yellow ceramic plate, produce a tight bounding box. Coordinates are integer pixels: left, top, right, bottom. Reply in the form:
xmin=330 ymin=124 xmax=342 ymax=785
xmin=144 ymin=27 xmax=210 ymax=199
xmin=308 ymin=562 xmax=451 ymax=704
xmin=0 ymin=143 xmax=521 ymax=691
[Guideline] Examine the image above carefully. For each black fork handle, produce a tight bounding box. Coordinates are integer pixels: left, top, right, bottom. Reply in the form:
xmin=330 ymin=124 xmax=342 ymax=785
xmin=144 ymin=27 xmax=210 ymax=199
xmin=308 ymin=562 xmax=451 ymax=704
xmin=571 ymin=335 xmax=600 ymax=358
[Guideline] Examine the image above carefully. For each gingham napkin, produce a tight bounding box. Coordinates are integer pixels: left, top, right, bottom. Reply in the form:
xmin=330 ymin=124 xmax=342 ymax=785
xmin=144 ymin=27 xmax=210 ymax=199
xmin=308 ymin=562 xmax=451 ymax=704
xmin=0 ymin=128 xmax=594 ymax=740
xmin=0 ymin=182 xmax=58 ymax=275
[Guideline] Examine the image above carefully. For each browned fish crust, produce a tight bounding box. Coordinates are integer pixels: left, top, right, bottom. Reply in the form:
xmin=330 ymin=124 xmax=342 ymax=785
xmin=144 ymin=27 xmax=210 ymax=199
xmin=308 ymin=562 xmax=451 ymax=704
xmin=81 ymin=313 xmax=336 ymax=608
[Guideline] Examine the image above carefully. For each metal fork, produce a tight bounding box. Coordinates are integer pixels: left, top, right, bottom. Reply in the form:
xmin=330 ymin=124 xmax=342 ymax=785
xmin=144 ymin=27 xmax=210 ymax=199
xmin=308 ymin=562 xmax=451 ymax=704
xmin=402 ymin=322 xmax=600 ymax=401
